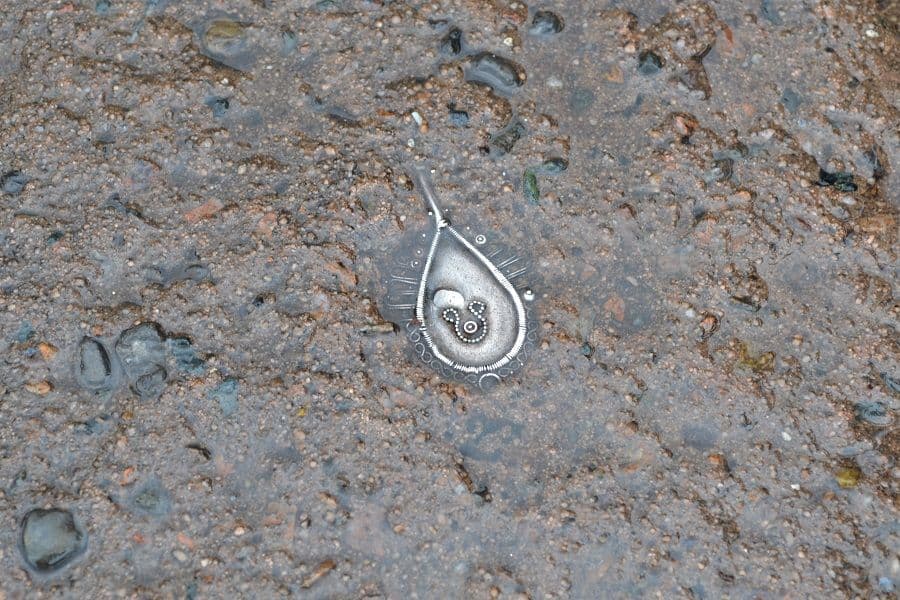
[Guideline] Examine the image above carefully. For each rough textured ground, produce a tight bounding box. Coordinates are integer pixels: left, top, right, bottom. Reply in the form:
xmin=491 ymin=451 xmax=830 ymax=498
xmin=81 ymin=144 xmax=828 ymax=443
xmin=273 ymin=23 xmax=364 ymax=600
xmin=0 ymin=0 xmax=898 ymax=598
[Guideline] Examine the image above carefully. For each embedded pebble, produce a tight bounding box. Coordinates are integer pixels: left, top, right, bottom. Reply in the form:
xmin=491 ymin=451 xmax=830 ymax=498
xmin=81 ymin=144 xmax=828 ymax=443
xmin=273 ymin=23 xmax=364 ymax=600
xmin=133 ymin=366 xmax=168 ymax=401
xmin=490 ymin=120 xmax=526 ymax=155
xmin=711 ymin=157 xmax=734 ymax=182
xmin=441 ymin=27 xmax=462 ymax=55
xmin=76 ymin=336 xmax=119 ymax=391
xmin=523 ymin=169 xmax=539 ymax=204
xmin=144 ymin=254 xmax=210 ymax=287
xmin=780 ymin=88 xmax=802 ymax=113
xmin=835 ymin=466 xmax=861 ymax=488
xmin=211 ymin=378 xmax=239 ymax=416
xmin=448 ymin=107 xmax=469 ymax=127
xmin=737 ymin=342 xmax=775 ymax=373
xmin=115 ymin=322 xmax=168 ymax=400
xmin=540 ymin=157 xmax=568 ymax=174
xmin=75 ymin=416 xmax=112 ymax=435
xmin=116 ymin=323 xmax=165 ymax=376
xmin=854 ymin=401 xmax=891 ymax=427
xmin=280 ymin=29 xmax=298 ymax=54
xmin=761 ymin=0 xmax=783 ymax=25
xmin=198 ymin=17 xmax=256 ymax=71
xmin=817 ymin=169 xmax=857 ymax=192
xmin=166 ymin=337 xmax=206 ymax=376
xmin=206 ymin=96 xmax=230 ymax=118
xmin=529 ymin=10 xmax=564 ymax=35
xmin=726 ymin=264 xmax=769 ymax=311
xmin=881 ymin=372 xmax=900 ymax=394
xmin=466 ymin=52 xmax=525 ymax=95
xmin=19 ymin=508 xmax=87 ymax=574
xmin=638 ymin=50 xmax=664 ymax=75
xmin=2 ymin=170 xmax=27 ymax=195
xmin=864 ymin=147 xmax=886 ymax=180
xmin=15 ymin=321 xmax=34 ymax=343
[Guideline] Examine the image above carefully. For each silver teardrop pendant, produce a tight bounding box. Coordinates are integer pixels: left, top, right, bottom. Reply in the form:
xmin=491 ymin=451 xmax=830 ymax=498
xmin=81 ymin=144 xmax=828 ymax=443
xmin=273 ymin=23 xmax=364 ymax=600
xmin=386 ymin=167 xmax=535 ymax=389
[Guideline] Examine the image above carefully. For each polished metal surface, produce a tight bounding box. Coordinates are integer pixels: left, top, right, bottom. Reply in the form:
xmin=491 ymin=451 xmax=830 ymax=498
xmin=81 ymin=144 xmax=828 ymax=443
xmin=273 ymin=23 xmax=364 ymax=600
xmin=387 ymin=167 xmax=534 ymax=388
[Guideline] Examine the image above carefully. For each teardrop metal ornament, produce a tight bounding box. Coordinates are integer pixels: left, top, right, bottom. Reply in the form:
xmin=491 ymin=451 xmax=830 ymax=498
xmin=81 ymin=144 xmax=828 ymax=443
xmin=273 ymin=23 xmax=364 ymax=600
xmin=386 ymin=168 xmax=535 ymax=389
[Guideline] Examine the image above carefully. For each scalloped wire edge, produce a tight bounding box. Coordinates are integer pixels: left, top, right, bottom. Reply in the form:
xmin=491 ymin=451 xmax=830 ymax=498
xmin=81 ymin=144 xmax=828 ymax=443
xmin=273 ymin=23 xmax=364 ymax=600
xmin=403 ymin=311 xmax=538 ymax=389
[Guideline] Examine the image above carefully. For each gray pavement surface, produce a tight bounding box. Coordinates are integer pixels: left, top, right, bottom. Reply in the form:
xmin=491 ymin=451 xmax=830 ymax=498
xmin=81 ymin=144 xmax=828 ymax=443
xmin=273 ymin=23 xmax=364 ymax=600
xmin=0 ymin=0 xmax=898 ymax=597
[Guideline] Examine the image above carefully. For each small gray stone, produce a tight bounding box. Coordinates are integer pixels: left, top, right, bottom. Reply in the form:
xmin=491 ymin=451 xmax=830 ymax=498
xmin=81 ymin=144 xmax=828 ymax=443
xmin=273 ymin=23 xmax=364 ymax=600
xmin=2 ymin=170 xmax=27 ymax=195
xmin=76 ymin=336 xmax=120 ymax=392
xmin=115 ymin=322 xmax=168 ymax=400
xmin=19 ymin=508 xmax=87 ymax=573
xmin=210 ymin=378 xmax=239 ymax=416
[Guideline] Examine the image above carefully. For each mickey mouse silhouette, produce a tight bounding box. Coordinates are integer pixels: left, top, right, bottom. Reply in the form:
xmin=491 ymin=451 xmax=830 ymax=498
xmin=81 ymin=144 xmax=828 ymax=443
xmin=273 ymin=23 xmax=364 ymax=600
xmin=442 ymin=300 xmax=488 ymax=344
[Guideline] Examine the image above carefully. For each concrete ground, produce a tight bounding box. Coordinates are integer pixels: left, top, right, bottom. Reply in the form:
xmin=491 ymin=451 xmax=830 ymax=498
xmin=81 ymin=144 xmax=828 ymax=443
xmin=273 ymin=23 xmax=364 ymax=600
xmin=0 ymin=0 xmax=897 ymax=597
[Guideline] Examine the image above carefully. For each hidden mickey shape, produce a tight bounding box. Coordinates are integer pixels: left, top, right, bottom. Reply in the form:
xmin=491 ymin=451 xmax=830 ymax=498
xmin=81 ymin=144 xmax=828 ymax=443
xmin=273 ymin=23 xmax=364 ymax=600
xmin=442 ymin=300 xmax=488 ymax=344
